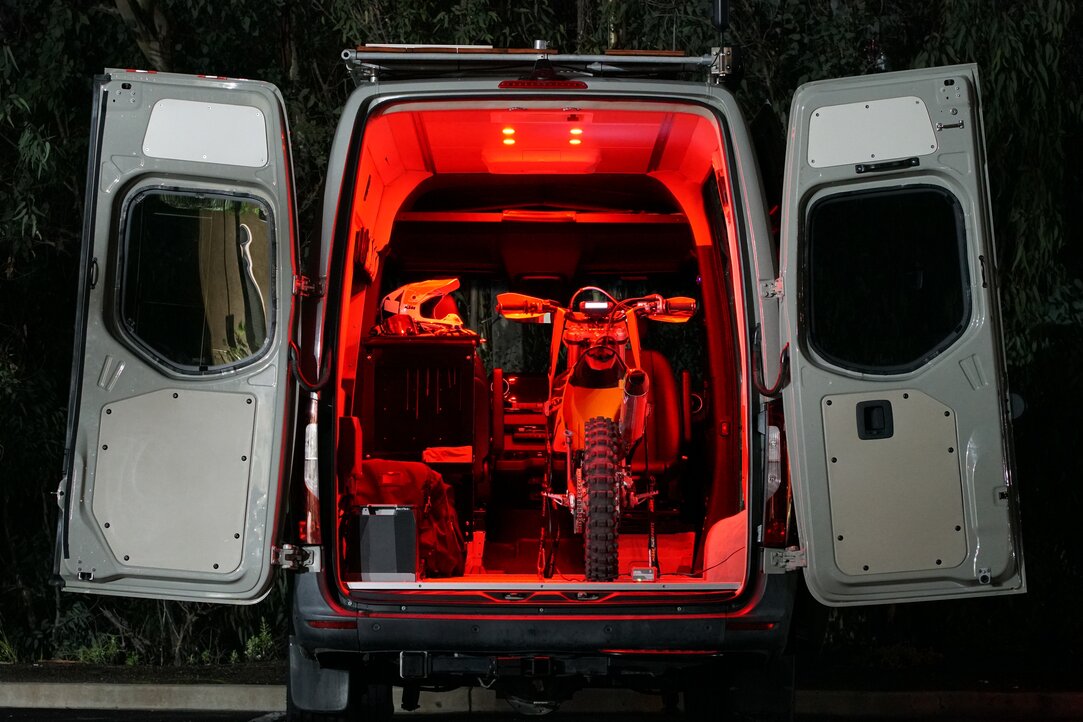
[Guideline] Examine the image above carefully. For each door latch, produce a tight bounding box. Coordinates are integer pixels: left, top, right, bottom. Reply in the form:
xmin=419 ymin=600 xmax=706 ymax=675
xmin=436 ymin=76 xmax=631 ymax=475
xmin=759 ymin=278 xmax=784 ymax=299
xmin=292 ymin=275 xmax=326 ymax=297
xmin=272 ymin=544 xmax=320 ymax=571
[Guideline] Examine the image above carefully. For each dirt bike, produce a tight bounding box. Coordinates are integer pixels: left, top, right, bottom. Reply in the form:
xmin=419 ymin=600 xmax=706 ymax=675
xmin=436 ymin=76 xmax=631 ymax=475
xmin=497 ymin=287 xmax=696 ymax=581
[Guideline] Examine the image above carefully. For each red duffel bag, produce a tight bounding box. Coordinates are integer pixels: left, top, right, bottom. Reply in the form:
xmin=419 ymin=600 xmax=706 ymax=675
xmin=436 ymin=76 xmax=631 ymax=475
xmin=343 ymin=459 xmax=465 ymax=578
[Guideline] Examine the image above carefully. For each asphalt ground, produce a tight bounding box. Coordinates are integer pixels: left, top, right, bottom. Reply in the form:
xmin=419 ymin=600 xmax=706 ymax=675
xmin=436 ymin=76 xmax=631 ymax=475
xmin=2 ymin=655 xmax=1081 ymax=719
xmin=1 ymin=683 xmax=1083 ymax=719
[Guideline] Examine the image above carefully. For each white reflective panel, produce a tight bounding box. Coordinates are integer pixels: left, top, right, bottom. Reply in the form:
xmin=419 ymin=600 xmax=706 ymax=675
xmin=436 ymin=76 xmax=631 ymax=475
xmin=93 ymin=389 xmax=255 ymax=574
xmin=807 ymin=96 xmax=937 ymax=168
xmin=143 ymin=98 xmax=268 ymax=167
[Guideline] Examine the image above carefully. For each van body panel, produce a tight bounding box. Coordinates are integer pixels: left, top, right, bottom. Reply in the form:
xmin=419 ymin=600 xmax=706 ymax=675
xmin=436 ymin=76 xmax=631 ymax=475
xmin=779 ymin=64 xmax=1025 ymax=605
xmin=703 ymin=84 xmax=783 ymax=395
xmin=56 ymin=71 xmax=297 ymax=602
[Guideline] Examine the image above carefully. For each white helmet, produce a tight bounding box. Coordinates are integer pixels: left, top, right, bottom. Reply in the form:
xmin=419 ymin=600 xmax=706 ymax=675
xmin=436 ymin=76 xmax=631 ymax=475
xmin=380 ymin=278 xmax=466 ymax=332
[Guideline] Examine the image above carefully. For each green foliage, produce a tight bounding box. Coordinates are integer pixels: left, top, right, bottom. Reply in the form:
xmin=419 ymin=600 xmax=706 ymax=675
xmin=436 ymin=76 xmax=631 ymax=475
xmin=74 ymin=634 xmax=122 ymax=665
xmin=317 ymin=0 xmax=567 ymax=49
xmin=0 ymin=630 xmax=17 ymax=664
xmin=244 ymin=619 xmax=277 ymax=662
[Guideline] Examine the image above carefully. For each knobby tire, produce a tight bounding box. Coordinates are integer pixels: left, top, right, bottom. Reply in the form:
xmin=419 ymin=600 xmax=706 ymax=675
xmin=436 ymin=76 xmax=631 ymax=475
xmin=583 ymin=416 xmax=620 ymax=581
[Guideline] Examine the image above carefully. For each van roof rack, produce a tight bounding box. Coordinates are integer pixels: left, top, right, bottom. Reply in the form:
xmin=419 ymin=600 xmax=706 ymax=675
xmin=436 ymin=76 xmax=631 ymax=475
xmin=341 ymin=43 xmax=734 ymax=86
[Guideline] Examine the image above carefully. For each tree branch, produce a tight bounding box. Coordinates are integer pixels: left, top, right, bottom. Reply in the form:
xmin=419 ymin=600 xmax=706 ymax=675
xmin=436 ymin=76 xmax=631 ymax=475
xmin=113 ymin=0 xmax=173 ymax=71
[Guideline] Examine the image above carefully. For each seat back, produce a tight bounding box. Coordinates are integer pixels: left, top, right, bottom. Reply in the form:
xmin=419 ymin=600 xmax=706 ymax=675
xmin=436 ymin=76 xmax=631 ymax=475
xmin=355 ymin=335 xmax=491 ymax=524
xmin=631 ymin=349 xmax=681 ymax=475
xmin=358 ymin=336 xmax=484 ymax=460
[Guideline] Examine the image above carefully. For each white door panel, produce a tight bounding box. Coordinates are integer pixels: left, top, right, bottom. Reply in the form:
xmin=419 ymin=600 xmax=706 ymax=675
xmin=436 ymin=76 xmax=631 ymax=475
xmin=56 ymin=71 xmax=297 ymax=603
xmin=780 ymin=65 xmax=1024 ymax=605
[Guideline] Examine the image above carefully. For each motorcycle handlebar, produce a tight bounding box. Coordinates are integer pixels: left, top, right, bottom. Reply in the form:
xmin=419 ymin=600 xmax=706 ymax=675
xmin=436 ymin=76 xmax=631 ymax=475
xmin=665 ymin=297 xmax=697 ymax=313
xmin=497 ymin=297 xmax=555 ymax=316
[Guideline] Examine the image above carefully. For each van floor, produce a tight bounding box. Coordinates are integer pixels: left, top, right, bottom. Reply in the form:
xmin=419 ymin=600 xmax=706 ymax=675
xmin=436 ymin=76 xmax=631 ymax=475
xmin=476 ymin=507 xmax=696 ymax=578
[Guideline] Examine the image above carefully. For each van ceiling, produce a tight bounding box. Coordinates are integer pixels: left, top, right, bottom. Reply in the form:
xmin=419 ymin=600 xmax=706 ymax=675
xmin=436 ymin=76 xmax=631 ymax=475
xmin=353 ymin=102 xmax=721 ymax=277
xmin=376 ymin=105 xmax=719 ymax=178
xmin=370 ymin=104 xmax=719 ymax=181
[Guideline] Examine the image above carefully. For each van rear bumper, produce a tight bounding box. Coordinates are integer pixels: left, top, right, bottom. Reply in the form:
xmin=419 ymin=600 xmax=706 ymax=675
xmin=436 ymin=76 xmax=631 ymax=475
xmin=290 ymin=570 xmax=795 ymax=664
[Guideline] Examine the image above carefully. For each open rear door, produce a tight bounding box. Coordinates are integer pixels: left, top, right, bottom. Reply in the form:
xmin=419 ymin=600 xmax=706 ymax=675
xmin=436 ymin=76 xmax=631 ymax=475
xmin=56 ymin=70 xmax=297 ymax=603
xmin=779 ymin=65 xmax=1025 ymax=605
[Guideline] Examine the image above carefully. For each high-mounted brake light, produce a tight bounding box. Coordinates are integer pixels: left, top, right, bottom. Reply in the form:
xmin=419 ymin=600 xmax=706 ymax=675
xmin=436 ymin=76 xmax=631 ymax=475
xmin=498 ymin=79 xmax=588 ymax=89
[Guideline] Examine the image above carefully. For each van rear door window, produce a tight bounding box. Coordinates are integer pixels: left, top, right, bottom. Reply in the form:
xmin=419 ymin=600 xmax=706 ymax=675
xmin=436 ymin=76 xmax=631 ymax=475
xmin=120 ymin=190 xmax=273 ymax=372
xmin=805 ymin=186 xmax=969 ymax=374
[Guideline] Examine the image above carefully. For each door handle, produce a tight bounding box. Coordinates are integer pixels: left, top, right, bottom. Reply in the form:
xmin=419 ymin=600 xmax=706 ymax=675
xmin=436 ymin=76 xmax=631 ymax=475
xmin=856 ymin=400 xmax=894 ymax=440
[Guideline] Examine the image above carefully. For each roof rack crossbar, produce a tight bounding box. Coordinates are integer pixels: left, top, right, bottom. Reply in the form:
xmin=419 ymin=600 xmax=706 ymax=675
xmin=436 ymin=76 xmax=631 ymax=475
xmin=341 ymin=47 xmax=730 ymax=85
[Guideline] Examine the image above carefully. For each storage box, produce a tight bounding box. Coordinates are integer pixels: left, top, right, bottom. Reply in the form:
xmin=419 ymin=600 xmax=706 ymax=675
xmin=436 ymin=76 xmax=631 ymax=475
xmin=357 ymin=505 xmax=417 ymax=581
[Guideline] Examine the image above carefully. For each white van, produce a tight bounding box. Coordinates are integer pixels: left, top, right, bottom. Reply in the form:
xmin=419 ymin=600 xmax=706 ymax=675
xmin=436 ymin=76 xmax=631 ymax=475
xmin=56 ymin=43 xmax=1024 ymax=719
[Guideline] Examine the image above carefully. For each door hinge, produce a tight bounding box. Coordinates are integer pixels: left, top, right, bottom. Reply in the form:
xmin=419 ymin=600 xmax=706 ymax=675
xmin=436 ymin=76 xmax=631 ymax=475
xmin=759 ymin=278 xmax=784 ymax=299
xmin=292 ymin=275 xmax=326 ymax=297
xmin=765 ymin=546 xmax=806 ymax=574
xmin=272 ymin=544 xmax=321 ymax=571
xmin=709 ymin=46 xmax=736 ymax=83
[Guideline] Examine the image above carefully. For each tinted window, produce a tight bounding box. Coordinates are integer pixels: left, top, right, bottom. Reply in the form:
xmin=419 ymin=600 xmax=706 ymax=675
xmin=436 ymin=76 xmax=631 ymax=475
xmin=806 ymin=186 xmax=968 ymax=373
xmin=121 ymin=191 xmax=273 ymax=372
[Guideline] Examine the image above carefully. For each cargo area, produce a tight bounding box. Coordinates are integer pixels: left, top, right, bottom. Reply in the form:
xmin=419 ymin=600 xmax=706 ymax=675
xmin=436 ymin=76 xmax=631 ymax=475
xmin=331 ymin=98 xmax=753 ymax=592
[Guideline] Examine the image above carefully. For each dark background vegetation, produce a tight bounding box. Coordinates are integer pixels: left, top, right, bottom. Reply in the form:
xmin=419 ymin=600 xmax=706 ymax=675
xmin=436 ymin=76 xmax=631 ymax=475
xmin=0 ymin=0 xmax=1080 ymax=673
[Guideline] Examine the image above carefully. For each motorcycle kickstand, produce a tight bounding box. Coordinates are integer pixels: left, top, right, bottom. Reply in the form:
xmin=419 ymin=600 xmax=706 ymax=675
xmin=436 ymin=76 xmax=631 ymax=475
xmin=538 ymin=497 xmax=559 ymax=579
xmin=647 ymin=475 xmax=660 ymax=575
xmin=545 ymin=520 xmax=560 ymax=578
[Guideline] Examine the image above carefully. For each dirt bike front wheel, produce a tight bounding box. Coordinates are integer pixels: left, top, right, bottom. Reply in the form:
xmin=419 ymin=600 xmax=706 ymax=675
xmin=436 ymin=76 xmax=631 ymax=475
xmin=583 ymin=416 xmax=620 ymax=582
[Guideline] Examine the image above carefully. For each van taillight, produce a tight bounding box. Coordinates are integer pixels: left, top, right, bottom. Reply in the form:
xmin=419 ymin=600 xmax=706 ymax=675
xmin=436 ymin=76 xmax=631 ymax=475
xmin=306 ymin=619 xmax=356 ymax=630
xmin=763 ymin=518 xmax=788 ymax=548
xmin=301 ymin=417 xmax=322 ymax=544
xmin=763 ymin=402 xmax=792 ymax=548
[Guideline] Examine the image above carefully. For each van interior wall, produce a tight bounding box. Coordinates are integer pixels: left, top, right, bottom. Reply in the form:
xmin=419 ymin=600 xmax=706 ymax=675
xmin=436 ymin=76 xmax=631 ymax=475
xmin=332 ymin=102 xmax=748 ymax=586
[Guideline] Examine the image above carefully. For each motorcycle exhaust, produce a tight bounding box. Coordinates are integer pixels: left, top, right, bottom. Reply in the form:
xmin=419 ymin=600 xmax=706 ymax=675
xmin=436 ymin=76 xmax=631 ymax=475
xmin=619 ymin=368 xmax=650 ymax=449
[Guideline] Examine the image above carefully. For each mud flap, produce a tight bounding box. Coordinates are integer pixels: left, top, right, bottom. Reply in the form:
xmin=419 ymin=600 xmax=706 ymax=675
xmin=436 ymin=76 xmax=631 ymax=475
xmin=288 ymin=636 xmax=350 ymax=713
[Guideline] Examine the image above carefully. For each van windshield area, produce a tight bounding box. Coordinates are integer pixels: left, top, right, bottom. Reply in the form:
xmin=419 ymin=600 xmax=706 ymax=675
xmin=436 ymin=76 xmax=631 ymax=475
xmin=333 ymin=99 xmax=752 ymax=593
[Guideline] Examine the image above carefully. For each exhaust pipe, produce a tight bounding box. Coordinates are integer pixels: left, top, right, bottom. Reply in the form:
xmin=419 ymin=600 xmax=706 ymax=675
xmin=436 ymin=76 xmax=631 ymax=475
xmin=619 ymin=368 xmax=650 ymax=449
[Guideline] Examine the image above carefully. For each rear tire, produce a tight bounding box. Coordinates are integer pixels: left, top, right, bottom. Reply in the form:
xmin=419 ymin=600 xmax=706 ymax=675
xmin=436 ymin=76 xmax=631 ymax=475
xmin=583 ymin=416 xmax=620 ymax=581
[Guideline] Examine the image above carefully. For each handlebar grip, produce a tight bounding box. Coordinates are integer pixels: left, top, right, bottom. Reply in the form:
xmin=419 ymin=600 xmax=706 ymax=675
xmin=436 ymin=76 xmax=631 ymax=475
xmin=665 ymin=297 xmax=697 ymax=313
